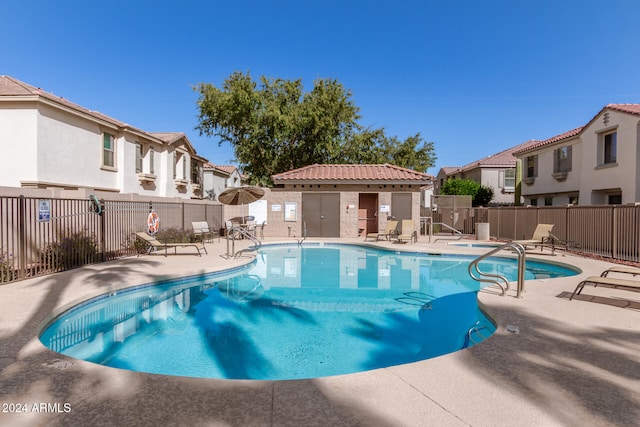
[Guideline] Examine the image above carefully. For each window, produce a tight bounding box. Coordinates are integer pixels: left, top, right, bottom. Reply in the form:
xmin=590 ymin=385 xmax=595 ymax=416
xmin=608 ymin=194 xmax=622 ymax=205
xmin=544 ymin=197 xmax=553 ymax=206
xmin=135 ymin=143 xmax=143 ymax=173
xmin=604 ymin=132 xmax=617 ymax=164
xmin=569 ymin=196 xmax=579 ymax=205
xmin=529 ymin=198 xmax=538 ymax=206
xmin=183 ymin=155 xmax=188 ymax=180
xmin=172 ymin=152 xmax=177 ymax=179
xmin=502 ymin=169 xmax=515 ymax=191
xmin=525 ymin=155 xmax=537 ymax=178
xmin=191 ymin=162 xmax=200 ymax=184
xmin=149 ymin=147 xmax=155 ymax=174
xmin=554 ymin=146 xmax=572 ymax=173
xmin=103 ymin=133 xmax=115 ymax=168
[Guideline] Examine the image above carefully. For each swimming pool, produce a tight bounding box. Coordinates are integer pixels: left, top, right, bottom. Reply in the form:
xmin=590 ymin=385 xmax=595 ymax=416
xmin=40 ymin=243 xmax=579 ymax=380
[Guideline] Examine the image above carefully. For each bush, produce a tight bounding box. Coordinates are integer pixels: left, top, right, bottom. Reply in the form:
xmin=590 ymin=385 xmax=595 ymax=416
xmin=0 ymin=251 xmax=15 ymax=282
xmin=154 ymin=227 xmax=198 ymax=243
xmin=42 ymin=230 xmax=100 ymax=270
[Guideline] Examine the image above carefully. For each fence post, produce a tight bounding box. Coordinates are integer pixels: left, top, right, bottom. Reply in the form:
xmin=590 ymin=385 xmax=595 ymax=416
xmin=100 ymin=199 xmax=106 ymax=262
xmin=182 ymin=202 xmax=186 ymax=230
xmin=612 ymin=206 xmax=617 ymax=259
xmin=17 ymin=195 xmax=26 ymax=280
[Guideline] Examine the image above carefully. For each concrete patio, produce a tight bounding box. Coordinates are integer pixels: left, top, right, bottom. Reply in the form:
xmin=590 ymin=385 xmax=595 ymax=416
xmin=0 ymin=238 xmax=638 ymax=427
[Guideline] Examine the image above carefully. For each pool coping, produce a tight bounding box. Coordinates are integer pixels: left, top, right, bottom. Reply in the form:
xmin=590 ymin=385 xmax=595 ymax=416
xmin=1 ymin=237 xmax=638 ymax=426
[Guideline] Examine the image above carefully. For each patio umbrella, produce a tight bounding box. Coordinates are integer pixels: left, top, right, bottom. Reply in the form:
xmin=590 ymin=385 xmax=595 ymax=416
xmin=218 ymin=186 xmax=265 ymax=223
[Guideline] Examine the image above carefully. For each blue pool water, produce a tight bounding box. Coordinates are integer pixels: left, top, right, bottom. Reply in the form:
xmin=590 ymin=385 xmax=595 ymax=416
xmin=40 ymin=244 xmax=579 ymax=380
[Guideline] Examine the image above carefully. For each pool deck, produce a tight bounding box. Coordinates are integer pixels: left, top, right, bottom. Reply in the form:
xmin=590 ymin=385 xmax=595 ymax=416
xmin=0 ymin=237 xmax=638 ymax=427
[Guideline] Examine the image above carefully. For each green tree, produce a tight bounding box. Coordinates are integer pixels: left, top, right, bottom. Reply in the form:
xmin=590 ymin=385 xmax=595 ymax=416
xmin=441 ymin=178 xmax=494 ymax=207
xmin=195 ymin=71 xmax=437 ymax=184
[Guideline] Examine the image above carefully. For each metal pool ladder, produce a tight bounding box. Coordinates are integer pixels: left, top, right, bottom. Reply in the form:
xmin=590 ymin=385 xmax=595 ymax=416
xmin=468 ymin=242 xmax=527 ymax=298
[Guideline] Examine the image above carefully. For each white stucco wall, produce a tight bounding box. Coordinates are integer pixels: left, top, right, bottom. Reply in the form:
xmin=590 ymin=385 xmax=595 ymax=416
xmin=0 ymin=104 xmax=38 ymax=186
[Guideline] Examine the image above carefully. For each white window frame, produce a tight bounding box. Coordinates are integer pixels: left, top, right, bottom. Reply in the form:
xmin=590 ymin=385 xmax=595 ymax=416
xmin=500 ymin=169 xmax=516 ymax=192
xmin=102 ymin=132 xmax=116 ymax=170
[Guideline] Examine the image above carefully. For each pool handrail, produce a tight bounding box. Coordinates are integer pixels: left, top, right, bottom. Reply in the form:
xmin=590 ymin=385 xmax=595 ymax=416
xmin=468 ymin=242 xmax=527 ymax=298
xmin=422 ymin=217 xmax=464 ymax=242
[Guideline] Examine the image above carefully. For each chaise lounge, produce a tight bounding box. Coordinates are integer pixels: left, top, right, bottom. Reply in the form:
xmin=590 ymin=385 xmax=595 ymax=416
xmin=569 ymin=266 xmax=640 ymax=300
xmin=366 ymin=220 xmax=398 ymax=241
xmin=513 ymin=224 xmax=555 ymax=251
xmin=396 ymin=220 xmax=418 ymax=244
xmin=135 ymin=232 xmax=207 ymax=256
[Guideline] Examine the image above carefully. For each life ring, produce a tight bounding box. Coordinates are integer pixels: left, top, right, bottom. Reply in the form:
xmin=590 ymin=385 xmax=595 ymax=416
xmin=147 ymin=211 xmax=160 ymax=235
xmin=88 ymin=195 xmax=102 ymax=215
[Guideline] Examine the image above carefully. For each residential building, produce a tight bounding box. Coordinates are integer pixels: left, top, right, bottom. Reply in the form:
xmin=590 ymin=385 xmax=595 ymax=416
xmin=435 ymin=140 xmax=539 ymax=205
xmin=0 ymin=75 xmax=206 ymax=199
xmin=514 ymin=104 xmax=640 ymax=205
xmin=202 ymin=163 xmax=244 ymax=200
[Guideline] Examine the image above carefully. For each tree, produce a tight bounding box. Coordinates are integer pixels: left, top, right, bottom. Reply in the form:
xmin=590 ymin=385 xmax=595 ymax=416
xmin=441 ymin=178 xmax=494 ymax=207
xmin=195 ymin=71 xmax=437 ymax=185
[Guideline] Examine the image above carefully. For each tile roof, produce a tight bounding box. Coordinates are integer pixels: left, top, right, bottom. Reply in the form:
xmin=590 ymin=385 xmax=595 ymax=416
xmin=514 ymin=104 xmax=640 ymax=155
xmin=444 ymin=139 xmax=540 ymax=176
xmin=272 ymin=164 xmax=433 ymax=182
xmin=606 ymin=103 xmax=640 ymax=115
xmin=513 ymin=127 xmax=583 ymax=155
xmin=0 ymin=75 xmax=197 ymax=153
xmin=203 ymin=163 xmax=239 ymax=176
xmin=0 ymin=75 xmax=128 ymax=128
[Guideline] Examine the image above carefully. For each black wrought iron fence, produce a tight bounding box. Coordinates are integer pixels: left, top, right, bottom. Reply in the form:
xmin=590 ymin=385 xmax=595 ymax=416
xmin=0 ymin=195 xmax=224 ymax=284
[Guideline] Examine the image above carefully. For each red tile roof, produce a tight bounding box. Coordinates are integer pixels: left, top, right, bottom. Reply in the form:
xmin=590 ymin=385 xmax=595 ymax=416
xmin=606 ymin=103 xmax=640 ymax=115
xmin=514 ymin=104 xmax=640 ymax=155
xmin=272 ymin=164 xmax=433 ymax=182
xmin=513 ymin=127 xmax=583 ymax=155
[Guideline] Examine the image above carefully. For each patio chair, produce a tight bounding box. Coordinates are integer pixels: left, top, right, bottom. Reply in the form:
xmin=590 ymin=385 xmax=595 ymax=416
xmin=365 ymin=220 xmax=398 ymax=241
xmin=569 ymin=274 xmax=640 ymax=300
xmin=397 ymin=220 xmax=418 ymax=243
xmin=191 ymin=221 xmax=220 ymax=243
xmin=135 ymin=232 xmax=207 ymax=257
xmin=512 ymin=224 xmax=554 ymax=250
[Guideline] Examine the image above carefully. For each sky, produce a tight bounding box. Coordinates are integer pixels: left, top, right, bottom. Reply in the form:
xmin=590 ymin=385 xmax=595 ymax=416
xmin=3 ymin=0 xmax=640 ymax=176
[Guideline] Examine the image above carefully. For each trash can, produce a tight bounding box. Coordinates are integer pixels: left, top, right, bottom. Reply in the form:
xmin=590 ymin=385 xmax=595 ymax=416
xmin=476 ymin=223 xmax=490 ymax=241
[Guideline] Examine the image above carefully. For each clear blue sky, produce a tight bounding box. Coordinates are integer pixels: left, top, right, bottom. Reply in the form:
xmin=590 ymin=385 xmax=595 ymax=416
xmin=3 ymin=0 xmax=640 ymax=175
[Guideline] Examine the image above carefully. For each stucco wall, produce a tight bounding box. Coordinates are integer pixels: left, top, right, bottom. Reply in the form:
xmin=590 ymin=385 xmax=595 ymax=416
xmin=0 ymin=104 xmax=38 ymax=187
xmin=265 ymin=185 xmax=423 ymax=239
xmin=519 ymin=140 xmax=582 ymax=205
xmin=579 ymin=110 xmax=639 ymax=204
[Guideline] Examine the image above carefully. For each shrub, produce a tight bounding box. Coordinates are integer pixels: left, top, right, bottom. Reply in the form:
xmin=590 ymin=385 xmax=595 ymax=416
xmin=154 ymin=227 xmax=198 ymax=243
xmin=42 ymin=230 xmax=100 ymax=270
xmin=0 ymin=251 xmax=15 ymax=282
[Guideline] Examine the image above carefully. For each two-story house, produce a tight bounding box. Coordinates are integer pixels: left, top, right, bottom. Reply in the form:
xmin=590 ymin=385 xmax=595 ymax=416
xmin=435 ymin=139 xmax=539 ymax=205
xmin=202 ymin=163 xmax=244 ymax=200
xmin=0 ymin=75 xmax=206 ymax=199
xmin=514 ymin=104 xmax=640 ymax=205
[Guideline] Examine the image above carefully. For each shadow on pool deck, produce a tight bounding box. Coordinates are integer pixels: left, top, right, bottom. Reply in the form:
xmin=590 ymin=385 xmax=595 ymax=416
xmin=0 ymin=238 xmax=639 ymax=426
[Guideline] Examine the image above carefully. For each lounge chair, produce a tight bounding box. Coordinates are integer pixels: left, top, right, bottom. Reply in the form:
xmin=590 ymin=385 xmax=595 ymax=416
xmin=366 ymin=220 xmax=398 ymax=241
xmin=601 ymin=266 xmax=640 ymax=277
xmin=513 ymin=224 xmax=554 ymax=250
xmin=397 ymin=220 xmax=418 ymax=243
xmin=191 ymin=221 xmax=219 ymax=243
xmin=135 ymin=232 xmax=207 ymax=256
xmin=569 ymin=275 xmax=640 ymax=300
